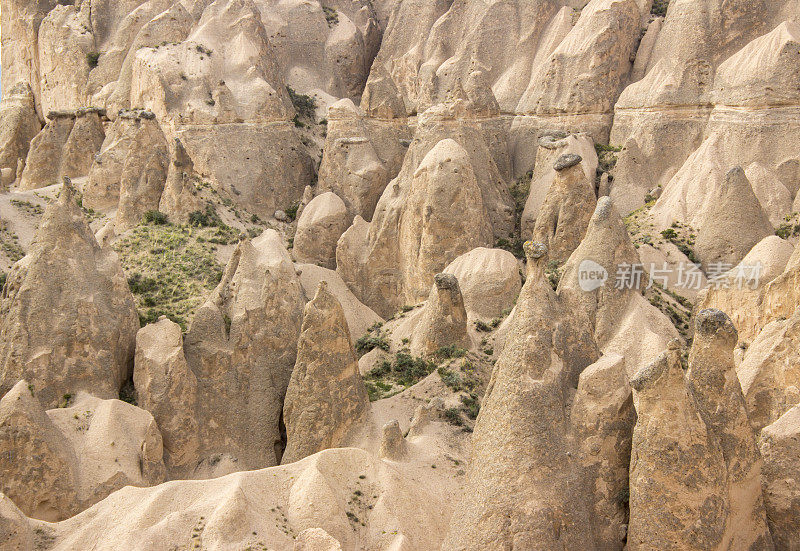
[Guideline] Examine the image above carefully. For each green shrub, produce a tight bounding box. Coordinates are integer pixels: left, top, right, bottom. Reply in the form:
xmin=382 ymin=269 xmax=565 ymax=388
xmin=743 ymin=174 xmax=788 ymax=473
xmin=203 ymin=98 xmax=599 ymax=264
xmin=119 ymin=378 xmax=137 ymax=406
xmin=651 ymin=0 xmax=669 ymax=16
xmin=437 ymin=366 xmax=463 ymax=392
xmin=363 ymin=351 xmax=436 ymax=400
xmin=443 ymin=408 xmax=464 ymax=426
xmin=776 ymin=223 xmax=794 ymax=239
xmin=355 ymin=331 xmax=390 ymax=354
xmin=143 ymin=210 xmax=169 ymax=225
xmin=322 ymin=6 xmax=339 ymax=27
xmin=86 ymin=52 xmax=101 ymax=68
xmin=434 ymin=345 xmax=467 ymax=360
xmin=545 ymin=259 xmax=564 ymax=291
xmin=188 ymin=204 xmax=219 ymax=227
xmin=495 ymin=237 xmax=525 ymax=260
xmin=595 ymin=143 xmax=622 ymax=173
xmin=195 ymin=44 xmax=213 ymax=57
xmin=460 ymin=394 xmax=480 ymax=420
xmin=187 ymin=203 xmax=241 ymax=245
xmin=10 ymin=199 xmax=44 ymax=216
xmin=284 ymin=203 xmax=300 ymax=222
xmin=286 ymin=86 xmax=316 ymax=120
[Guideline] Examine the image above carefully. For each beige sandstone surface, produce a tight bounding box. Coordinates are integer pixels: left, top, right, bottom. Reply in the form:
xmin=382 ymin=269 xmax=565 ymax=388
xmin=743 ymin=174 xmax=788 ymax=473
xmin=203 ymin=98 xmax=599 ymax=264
xmin=0 ymin=0 xmax=799 ymax=549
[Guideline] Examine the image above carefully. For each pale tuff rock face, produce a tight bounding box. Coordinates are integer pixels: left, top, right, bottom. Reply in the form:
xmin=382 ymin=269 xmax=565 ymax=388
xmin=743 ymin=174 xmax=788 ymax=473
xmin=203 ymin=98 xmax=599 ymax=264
xmin=184 ymin=230 xmax=305 ymax=471
xmin=0 ymin=0 xmax=60 ymax=110
xmin=650 ymin=140 xmax=774 ymax=267
xmin=0 ymin=184 xmax=139 ymax=409
xmin=744 ymin=163 xmax=793 ymax=227
xmin=521 ymin=131 xmax=599 ymax=231
xmin=759 ymin=404 xmax=800 ymax=550
xmin=558 ymin=197 xmax=678 ymax=376
xmin=18 ymin=115 xmax=75 ymax=190
xmin=442 ymin=247 xmax=522 ymax=321
xmin=399 ymin=139 xmax=494 ymax=305
xmin=628 ymin=342 xmax=730 ymax=551
xmin=761 ymin=245 xmax=800 ymax=329
xmin=60 ymin=110 xmax=106 ymax=180
xmin=410 ymin=273 xmax=469 ymax=357
xmin=0 ymin=492 xmax=34 ymax=551
xmin=359 ymin=65 xmax=406 ymax=119
xmin=258 ymin=0 xmax=382 ymax=104
xmin=571 ymin=353 xmax=635 ymax=550
xmin=697 ymin=236 xmax=798 ymax=351
xmin=516 ymin=0 xmax=641 ymax=118
xmin=45 ymin=392 xmax=167 ymax=513
xmin=686 ymin=309 xmax=774 ymax=550
xmin=134 ymin=318 xmax=200 ymax=476
xmin=689 ymin=166 xmax=774 ymax=267
xmin=532 ymin=153 xmax=597 ymax=262
xmin=294 ymin=528 xmax=343 ymax=551
xmin=131 ymin=0 xmax=292 ymax=125
xmin=293 ymin=192 xmax=350 ymax=270
xmin=282 ymin=282 xmax=369 ymax=464
xmin=737 ymin=308 xmax=800 ymax=433
xmin=3 ymin=0 xmax=800 ymax=547
xmin=114 ymin=119 xmax=169 ymax=232
xmin=158 ymin=138 xmax=202 ymax=223
xmin=559 ymin=197 xmax=642 ymax=332
xmin=32 ymin=447 xmax=451 ymax=550
xmin=176 ymin=122 xmax=314 ymax=219
xmin=336 ymin=136 xmax=497 ymax=318
xmin=612 ymin=4 xmax=800 ymax=214
xmin=37 ymin=3 xmax=93 ymax=115
xmin=0 ymin=83 xmax=41 ymax=186
xmin=84 ymin=110 xmax=166 ymax=211
xmin=443 ymin=243 xmax=598 ymax=550
xmin=0 ymin=381 xmax=165 ymax=522
xmin=86 ymin=0 xmax=184 ymax=109
xmin=295 ymin=263 xmax=383 ymax=341
xmin=378 ymin=419 xmax=407 ymax=461
xmin=0 ymin=380 xmax=78 ymax=522
xmin=711 ymin=21 xmax=800 ymax=109
xmin=19 ymin=108 xmax=105 ymax=189
xmin=103 ymin=3 xmax=195 ymax=115
xmin=317 ymin=98 xmax=409 ymax=221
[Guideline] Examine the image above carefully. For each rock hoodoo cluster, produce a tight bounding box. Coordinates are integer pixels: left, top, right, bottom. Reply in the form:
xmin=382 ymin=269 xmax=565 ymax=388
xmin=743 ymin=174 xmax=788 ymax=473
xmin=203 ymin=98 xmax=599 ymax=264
xmin=0 ymin=0 xmax=799 ymax=549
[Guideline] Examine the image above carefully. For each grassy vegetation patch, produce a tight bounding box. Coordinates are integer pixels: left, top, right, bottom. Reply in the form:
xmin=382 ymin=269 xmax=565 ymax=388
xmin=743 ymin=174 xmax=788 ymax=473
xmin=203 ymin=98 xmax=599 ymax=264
xmin=651 ymin=0 xmax=670 ymax=17
xmin=434 ymin=345 xmax=467 ymax=361
xmin=10 ymin=199 xmax=44 ymax=216
xmin=545 ymin=259 xmax=564 ymax=291
xmin=113 ymin=221 xmax=226 ymax=330
xmin=322 ymin=6 xmax=339 ymax=27
xmin=438 ymin=358 xmax=482 ymax=429
xmin=355 ymin=323 xmax=390 ymax=355
xmin=595 ymin=143 xmax=622 ymax=174
xmin=86 ymin=52 xmax=101 ymax=68
xmin=286 ymin=86 xmax=317 ymax=120
xmin=363 ymin=350 xmax=436 ymax=401
xmin=0 ymin=220 xmax=24 ymax=262
xmin=646 ymin=282 xmax=692 ymax=338
xmin=775 ymin=213 xmax=800 ymax=240
xmin=659 ymin=221 xmax=699 ymax=265
xmin=494 ymin=171 xmax=532 ymax=260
